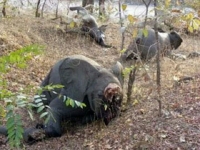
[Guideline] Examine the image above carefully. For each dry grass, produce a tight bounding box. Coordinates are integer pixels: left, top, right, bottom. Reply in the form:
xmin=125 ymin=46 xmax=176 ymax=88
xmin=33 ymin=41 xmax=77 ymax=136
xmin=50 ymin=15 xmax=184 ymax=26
xmin=0 ymin=15 xmax=200 ymax=149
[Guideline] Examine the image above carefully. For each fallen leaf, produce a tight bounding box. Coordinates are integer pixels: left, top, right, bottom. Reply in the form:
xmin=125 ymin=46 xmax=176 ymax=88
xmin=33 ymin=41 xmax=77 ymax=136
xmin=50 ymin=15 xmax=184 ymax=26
xmin=132 ymin=99 xmax=138 ymax=106
xmin=179 ymin=135 xmax=186 ymax=143
xmin=105 ymin=144 xmax=112 ymax=149
xmin=159 ymin=134 xmax=167 ymax=138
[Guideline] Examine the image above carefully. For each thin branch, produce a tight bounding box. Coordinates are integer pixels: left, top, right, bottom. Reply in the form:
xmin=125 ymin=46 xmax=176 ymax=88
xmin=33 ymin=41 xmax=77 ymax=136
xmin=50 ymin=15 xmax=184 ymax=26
xmin=118 ymin=1 xmax=125 ymax=51
xmin=41 ymin=0 xmax=47 ymax=18
xmin=142 ymin=0 xmax=152 ymax=28
xmin=55 ymin=0 xmax=60 ymax=18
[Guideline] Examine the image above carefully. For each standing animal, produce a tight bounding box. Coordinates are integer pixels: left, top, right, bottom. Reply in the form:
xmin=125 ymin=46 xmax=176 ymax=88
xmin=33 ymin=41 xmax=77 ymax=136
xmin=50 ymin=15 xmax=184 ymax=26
xmin=121 ymin=28 xmax=183 ymax=61
xmin=69 ymin=6 xmax=112 ymax=48
xmin=0 ymin=55 xmax=123 ymax=143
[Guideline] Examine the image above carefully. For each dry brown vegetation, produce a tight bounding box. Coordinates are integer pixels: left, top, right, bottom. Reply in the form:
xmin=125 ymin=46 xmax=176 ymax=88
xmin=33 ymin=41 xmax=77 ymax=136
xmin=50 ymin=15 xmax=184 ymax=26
xmin=0 ymin=15 xmax=200 ymax=149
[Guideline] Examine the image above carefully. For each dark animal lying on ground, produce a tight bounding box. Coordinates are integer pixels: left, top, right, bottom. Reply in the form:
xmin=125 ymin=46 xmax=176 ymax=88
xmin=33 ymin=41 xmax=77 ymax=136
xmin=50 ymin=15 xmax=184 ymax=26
xmin=0 ymin=55 xmax=123 ymax=144
xmin=69 ymin=7 xmax=112 ymax=48
xmin=121 ymin=28 xmax=183 ymax=61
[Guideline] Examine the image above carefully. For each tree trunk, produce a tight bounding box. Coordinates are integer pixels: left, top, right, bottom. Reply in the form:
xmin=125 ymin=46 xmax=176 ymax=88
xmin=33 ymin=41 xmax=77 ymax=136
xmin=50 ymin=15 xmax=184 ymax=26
xmin=82 ymin=0 xmax=94 ymax=13
xmin=99 ymin=0 xmax=105 ymax=16
xmin=41 ymin=0 xmax=47 ymax=17
xmin=127 ymin=67 xmax=137 ymax=104
xmin=35 ymin=0 xmax=41 ymax=17
xmin=154 ymin=0 xmax=162 ymax=117
xmin=2 ymin=0 xmax=7 ymax=17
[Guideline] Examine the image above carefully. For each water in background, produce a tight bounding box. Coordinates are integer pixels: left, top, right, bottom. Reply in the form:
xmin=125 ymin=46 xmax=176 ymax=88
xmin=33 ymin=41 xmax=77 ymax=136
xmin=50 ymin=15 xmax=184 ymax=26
xmin=3 ymin=0 xmax=155 ymax=20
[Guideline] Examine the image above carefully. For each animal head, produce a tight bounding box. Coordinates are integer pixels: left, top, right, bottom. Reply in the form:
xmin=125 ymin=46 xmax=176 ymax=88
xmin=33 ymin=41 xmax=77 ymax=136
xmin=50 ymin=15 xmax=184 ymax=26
xmin=102 ymin=82 xmax=123 ymax=125
xmin=169 ymin=31 xmax=183 ymax=49
xmin=121 ymin=29 xmax=183 ymax=62
xmin=87 ymin=67 xmax=123 ymax=125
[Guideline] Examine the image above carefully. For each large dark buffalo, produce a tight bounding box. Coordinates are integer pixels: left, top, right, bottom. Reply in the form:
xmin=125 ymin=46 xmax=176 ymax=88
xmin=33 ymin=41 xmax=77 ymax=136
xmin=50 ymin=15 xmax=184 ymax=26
xmin=121 ymin=28 xmax=183 ymax=61
xmin=69 ymin=7 xmax=112 ymax=48
xmin=0 ymin=55 xmax=123 ymax=143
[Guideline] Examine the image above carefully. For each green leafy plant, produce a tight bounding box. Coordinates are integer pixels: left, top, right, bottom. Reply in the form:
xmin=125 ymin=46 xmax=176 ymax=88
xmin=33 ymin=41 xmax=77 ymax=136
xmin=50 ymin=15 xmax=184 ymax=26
xmin=0 ymin=44 xmax=44 ymax=72
xmin=34 ymin=84 xmax=87 ymax=124
xmin=0 ymin=44 xmax=44 ymax=148
xmin=181 ymin=13 xmax=200 ymax=33
xmin=34 ymin=84 xmax=65 ymax=124
xmin=123 ymin=66 xmax=135 ymax=77
xmin=64 ymin=96 xmax=86 ymax=109
xmin=5 ymin=93 xmax=30 ymax=148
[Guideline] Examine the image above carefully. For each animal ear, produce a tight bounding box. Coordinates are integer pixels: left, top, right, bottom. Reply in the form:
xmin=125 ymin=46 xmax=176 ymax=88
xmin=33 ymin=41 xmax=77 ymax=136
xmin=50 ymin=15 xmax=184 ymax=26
xmin=110 ymin=61 xmax=124 ymax=86
xmin=99 ymin=25 xmax=107 ymax=32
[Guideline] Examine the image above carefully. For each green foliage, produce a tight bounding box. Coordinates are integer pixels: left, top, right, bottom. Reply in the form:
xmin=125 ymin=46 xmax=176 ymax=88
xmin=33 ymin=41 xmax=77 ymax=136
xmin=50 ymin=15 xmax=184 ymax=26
xmin=34 ymin=84 xmax=87 ymax=125
xmin=3 ymin=93 xmax=33 ymax=148
xmin=123 ymin=66 xmax=135 ymax=77
xmin=142 ymin=28 xmax=149 ymax=37
xmin=0 ymin=44 xmax=44 ymax=148
xmin=33 ymin=95 xmax=50 ymax=124
xmin=127 ymin=14 xmax=137 ymax=24
xmin=181 ymin=13 xmax=200 ymax=33
xmin=157 ymin=0 xmax=200 ymax=33
xmin=34 ymin=84 xmax=64 ymax=124
xmin=0 ymin=44 xmax=44 ymax=72
xmin=6 ymin=107 xmax=24 ymax=148
xmin=6 ymin=115 xmax=23 ymax=148
xmin=37 ymin=84 xmax=64 ymax=95
xmin=120 ymin=49 xmax=126 ymax=53
xmin=33 ymin=88 xmax=87 ymax=126
xmin=64 ymin=96 xmax=86 ymax=109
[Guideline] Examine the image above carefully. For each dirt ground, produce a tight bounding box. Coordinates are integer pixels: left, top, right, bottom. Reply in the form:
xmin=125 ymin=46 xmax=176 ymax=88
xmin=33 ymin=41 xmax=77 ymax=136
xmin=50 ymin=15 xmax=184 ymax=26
xmin=0 ymin=15 xmax=200 ymax=150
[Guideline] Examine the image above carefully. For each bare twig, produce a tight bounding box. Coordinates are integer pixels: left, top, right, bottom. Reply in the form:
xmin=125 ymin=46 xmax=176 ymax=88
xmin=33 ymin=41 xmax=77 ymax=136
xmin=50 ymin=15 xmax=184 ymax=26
xmin=118 ymin=1 xmax=125 ymax=51
xmin=55 ymin=0 xmax=60 ymax=18
xmin=99 ymin=0 xmax=105 ymax=16
xmin=142 ymin=0 xmax=152 ymax=28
